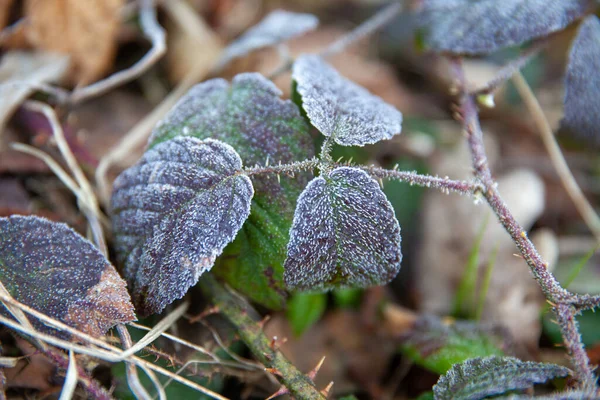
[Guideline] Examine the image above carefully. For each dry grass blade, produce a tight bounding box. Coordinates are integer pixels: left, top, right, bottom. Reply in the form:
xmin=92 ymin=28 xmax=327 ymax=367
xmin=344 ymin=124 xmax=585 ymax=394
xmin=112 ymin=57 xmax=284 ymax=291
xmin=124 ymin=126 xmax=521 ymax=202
xmin=58 ymin=350 xmax=78 ymax=400
xmin=117 ymin=325 xmax=153 ymax=400
xmin=121 ymin=302 xmax=189 ymax=359
xmin=0 ymin=281 xmax=46 ymax=350
xmin=512 ymin=72 xmax=600 ymax=242
xmin=70 ymin=0 xmax=166 ymax=103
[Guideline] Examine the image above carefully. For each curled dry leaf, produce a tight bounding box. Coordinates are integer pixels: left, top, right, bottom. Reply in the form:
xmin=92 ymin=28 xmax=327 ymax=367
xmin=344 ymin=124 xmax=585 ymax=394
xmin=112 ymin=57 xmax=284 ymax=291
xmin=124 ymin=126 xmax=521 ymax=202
xmin=561 ymin=15 xmax=600 ymax=142
xmin=0 ymin=51 xmax=69 ymax=135
xmin=0 ymin=215 xmax=135 ymax=338
xmin=221 ymin=10 xmax=318 ymax=65
xmin=24 ymin=0 xmax=124 ymax=85
xmin=433 ymin=356 xmax=570 ymax=400
xmin=416 ymin=0 xmax=594 ymax=55
xmin=111 ymin=137 xmax=254 ymax=316
xmin=148 ymin=73 xmax=314 ymax=309
xmin=285 ymin=167 xmax=402 ymax=291
xmin=293 ymin=54 xmax=402 ymax=146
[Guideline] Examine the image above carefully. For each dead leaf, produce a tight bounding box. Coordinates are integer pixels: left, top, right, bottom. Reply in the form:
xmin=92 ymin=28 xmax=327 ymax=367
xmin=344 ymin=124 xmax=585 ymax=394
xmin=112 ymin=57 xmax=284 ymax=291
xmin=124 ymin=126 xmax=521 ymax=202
xmin=0 ymin=51 xmax=69 ymax=135
xmin=4 ymin=338 xmax=56 ymax=391
xmin=24 ymin=0 xmax=124 ymax=85
xmin=0 ymin=0 xmax=13 ymax=30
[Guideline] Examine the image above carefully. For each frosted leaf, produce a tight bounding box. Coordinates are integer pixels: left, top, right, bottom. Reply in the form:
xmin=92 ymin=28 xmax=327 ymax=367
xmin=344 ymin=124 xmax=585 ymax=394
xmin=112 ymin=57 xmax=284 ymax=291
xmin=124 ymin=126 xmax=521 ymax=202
xmin=417 ymin=0 xmax=593 ymax=54
xmin=149 ymin=73 xmax=314 ymax=310
xmin=0 ymin=215 xmax=135 ymax=338
xmin=433 ymin=356 xmax=570 ymax=400
xmin=111 ymin=137 xmax=254 ymax=316
xmin=292 ymin=55 xmax=402 ymax=146
xmin=561 ymin=16 xmax=600 ymax=142
xmin=221 ymin=10 xmax=318 ymax=64
xmin=284 ymin=167 xmax=402 ymax=290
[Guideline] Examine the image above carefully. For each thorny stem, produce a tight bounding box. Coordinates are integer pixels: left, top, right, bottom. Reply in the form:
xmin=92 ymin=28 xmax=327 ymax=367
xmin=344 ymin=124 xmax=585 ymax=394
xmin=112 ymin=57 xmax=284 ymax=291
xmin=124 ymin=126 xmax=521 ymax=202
xmin=199 ymin=274 xmax=326 ymax=400
xmin=360 ymin=165 xmax=482 ymax=196
xmin=451 ymin=59 xmax=599 ymax=388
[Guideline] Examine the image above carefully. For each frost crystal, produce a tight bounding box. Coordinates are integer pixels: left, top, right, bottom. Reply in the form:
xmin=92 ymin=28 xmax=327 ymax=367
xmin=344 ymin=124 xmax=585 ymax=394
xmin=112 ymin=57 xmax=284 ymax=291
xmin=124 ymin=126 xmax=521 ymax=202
xmin=284 ymin=167 xmax=402 ymax=290
xmin=562 ymin=15 xmax=600 ymax=142
xmin=293 ymin=54 xmax=402 ymax=146
xmin=0 ymin=215 xmax=134 ymax=338
xmin=417 ymin=0 xmax=593 ymax=54
xmin=111 ymin=137 xmax=254 ymax=316
xmin=222 ymin=10 xmax=318 ymax=64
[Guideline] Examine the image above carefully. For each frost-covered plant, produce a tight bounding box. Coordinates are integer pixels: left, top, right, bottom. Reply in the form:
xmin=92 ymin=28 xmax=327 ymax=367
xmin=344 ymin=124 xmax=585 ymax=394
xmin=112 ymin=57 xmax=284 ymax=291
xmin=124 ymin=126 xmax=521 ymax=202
xmin=3 ymin=2 xmax=600 ymax=399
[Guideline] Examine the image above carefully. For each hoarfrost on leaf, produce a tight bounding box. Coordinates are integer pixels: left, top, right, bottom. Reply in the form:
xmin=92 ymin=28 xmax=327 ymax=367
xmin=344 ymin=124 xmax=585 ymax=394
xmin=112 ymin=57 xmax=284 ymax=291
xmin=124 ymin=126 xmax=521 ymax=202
xmin=284 ymin=167 xmax=402 ymax=291
xmin=416 ymin=0 xmax=593 ymax=54
xmin=433 ymin=356 xmax=570 ymax=400
xmin=111 ymin=137 xmax=254 ymax=316
xmin=221 ymin=10 xmax=318 ymax=64
xmin=292 ymin=54 xmax=402 ymax=146
xmin=561 ymin=15 xmax=600 ymax=142
xmin=148 ymin=72 xmax=314 ymax=310
xmin=0 ymin=215 xmax=135 ymax=338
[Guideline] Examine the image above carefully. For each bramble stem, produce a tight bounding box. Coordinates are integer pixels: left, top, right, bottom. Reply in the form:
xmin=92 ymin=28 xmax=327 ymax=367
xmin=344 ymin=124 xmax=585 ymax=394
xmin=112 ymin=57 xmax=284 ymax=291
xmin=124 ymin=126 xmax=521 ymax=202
xmin=199 ymin=274 xmax=326 ymax=400
xmin=360 ymin=165 xmax=482 ymax=196
xmin=243 ymin=158 xmax=319 ymax=176
xmin=451 ymin=59 xmax=598 ymax=387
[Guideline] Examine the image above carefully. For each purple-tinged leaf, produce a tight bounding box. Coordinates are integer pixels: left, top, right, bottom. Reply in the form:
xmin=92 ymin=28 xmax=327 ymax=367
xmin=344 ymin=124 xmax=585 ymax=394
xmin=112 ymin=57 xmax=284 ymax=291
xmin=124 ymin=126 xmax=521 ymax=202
xmin=111 ymin=137 xmax=254 ymax=316
xmin=148 ymin=73 xmax=314 ymax=310
xmin=417 ymin=0 xmax=594 ymax=54
xmin=292 ymin=55 xmax=402 ymax=146
xmin=0 ymin=215 xmax=135 ymax=338
xmin=433 ymin=356 xmax=570 ymax=400
xmin=222 ymin=10 xmax=318 ymax=64
xmin=284 ymin=167 xmax=402 ymax=291
xmin=562 ymin=16 xmax=600 ymax=141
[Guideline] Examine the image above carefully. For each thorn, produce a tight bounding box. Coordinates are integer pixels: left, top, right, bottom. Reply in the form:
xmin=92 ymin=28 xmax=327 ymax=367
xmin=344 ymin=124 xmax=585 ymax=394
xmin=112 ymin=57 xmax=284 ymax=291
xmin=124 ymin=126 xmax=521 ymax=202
xmin=265 ymin=155 xmax=270 ymax=166
xmin=270 ymin=336 xmax=279 ymax=350
xmin=266 ymin=385 xmax=289 ymax=400
xmin=320 ymin=381 xmax=334 ymax=398
xmin=265 ymin=368 xmax=283 ymax=377
xmin=277 ymin=174 xmax=281 ymax=183
xmin=337 ymin=156 xmax=344 ymax=162
xmin=307 ymin=356 xmax=326 ymax=380
xmin=263 ymin=352 xmax=273 ymax=361
xmin=512 ymin=253 xmax=524 ymax=259
xmin=188 ymin=305 xmax=219 ymax=323
xmin=393 ymin=164 xmax=399 ymax=170
xmin=378 ymin=178 xmax=384 ymax=188
xmin=258 ymin=314 xmax=271 ymax=329
xmin=348 ymin=157 xmax=353 ymax=163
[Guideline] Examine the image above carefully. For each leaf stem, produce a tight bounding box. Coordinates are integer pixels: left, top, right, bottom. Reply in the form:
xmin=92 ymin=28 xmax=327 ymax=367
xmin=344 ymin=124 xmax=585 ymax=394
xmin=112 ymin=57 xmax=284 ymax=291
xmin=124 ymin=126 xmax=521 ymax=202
xmin=450 ymin=59 xmax=598 ymax=387
xmin=199 ymin=274 xmax=326 ymax=400
xmin=243 ymin=158 xmax=319 ymax=176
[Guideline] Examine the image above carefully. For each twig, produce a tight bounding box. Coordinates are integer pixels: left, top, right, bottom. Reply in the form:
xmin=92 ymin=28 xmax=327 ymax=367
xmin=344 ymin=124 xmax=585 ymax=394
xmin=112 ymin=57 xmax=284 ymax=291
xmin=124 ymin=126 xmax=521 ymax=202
xmin=70 ymin=0 xmax=166 ymax=103
xmin=320 ymin=1 xmax=403 ymax=58
xmin=511 ymin=72 xmax=600 ymax=242
xmin=450 ymin=59 xmax=598 ymax=387
xmin=468 ymin=43 xmax=544 ymax=96
xmin=198 ymin=274 xmax=326 ymax=400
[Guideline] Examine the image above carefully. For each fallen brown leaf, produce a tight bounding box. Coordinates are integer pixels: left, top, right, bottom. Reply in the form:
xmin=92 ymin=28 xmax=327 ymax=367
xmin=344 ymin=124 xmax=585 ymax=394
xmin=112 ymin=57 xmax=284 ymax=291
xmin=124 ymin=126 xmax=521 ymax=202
xmin=0 ymin=0 xmax=13 ymax=30
xmin=24 ymin=0 xmax=124 ymax=86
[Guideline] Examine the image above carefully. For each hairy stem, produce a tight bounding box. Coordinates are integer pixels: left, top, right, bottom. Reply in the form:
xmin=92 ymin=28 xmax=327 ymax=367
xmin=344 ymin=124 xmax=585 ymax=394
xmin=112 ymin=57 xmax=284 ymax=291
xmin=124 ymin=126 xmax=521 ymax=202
xmin=451 ymin=59 xmax=598 ymax=387
xmin=199 ymin=274 xmax=326 ymax=400
xmin=243 ymin=158 xmax=319 ymax=176
xmin=360 ymin=165 xmax=482 ymax=196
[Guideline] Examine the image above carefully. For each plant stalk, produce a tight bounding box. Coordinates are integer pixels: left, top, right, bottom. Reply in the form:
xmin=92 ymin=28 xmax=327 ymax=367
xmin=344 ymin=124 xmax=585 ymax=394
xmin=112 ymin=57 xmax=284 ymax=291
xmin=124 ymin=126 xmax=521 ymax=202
xmin=199 ymin=273 xmax=326 ymax=400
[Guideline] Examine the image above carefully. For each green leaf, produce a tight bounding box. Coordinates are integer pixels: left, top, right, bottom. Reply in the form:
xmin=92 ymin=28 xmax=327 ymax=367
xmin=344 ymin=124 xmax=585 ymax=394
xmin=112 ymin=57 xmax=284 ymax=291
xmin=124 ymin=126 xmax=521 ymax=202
xmin=433 ymin=356 xmax=570 ymax=400
xmin=111 ymin=138 xmax=254 ymax=316
xmin=400 ymin=316 xmax=507 ymax=375
xmin=0 ymin=216 xmax=135 ymax=338
xmin=285 ymin=167 xmax=402 ymax=291
xmin=148 ymin=73 xmax=314 ymax=309
xmin=286 ymin=292 xmax=327 ymax=336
